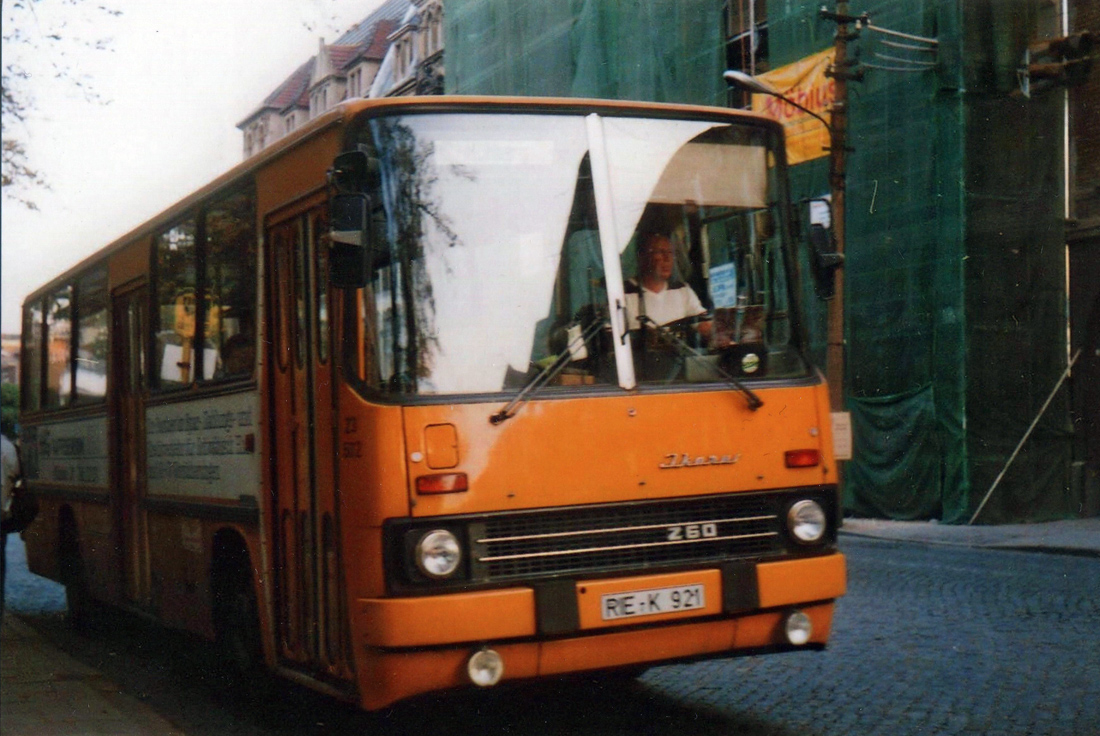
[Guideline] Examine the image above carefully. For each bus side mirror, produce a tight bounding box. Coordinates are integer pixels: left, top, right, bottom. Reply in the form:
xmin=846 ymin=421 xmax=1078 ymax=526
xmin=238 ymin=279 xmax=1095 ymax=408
xmin=330 ymin=194 xmax=371 ymax=289
xmin=809 ymin=223 xmax=843 ymax=300
xmin=329 ymin=151 xmax=380 ymax=193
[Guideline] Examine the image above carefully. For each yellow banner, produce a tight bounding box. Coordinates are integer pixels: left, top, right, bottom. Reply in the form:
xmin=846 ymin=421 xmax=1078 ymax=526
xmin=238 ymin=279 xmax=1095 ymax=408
xmin=751 ymin=48 xmax=835 ymax=165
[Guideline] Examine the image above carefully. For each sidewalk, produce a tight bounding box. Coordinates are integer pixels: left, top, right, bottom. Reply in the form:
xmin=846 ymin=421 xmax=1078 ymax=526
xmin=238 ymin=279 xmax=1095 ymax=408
xmin=841 ymin=516 xmax=1100 ymax=557
xmin=1 ymin=613 xmax=184 ymax=736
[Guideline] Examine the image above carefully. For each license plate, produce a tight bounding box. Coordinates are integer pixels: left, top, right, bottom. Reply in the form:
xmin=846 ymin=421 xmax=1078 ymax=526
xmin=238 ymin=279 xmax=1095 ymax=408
xmin=600 ymin=584 xmax=706 ymax=621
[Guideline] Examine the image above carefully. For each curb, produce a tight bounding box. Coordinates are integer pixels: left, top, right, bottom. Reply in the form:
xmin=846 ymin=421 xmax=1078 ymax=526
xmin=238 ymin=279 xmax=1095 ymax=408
xmin=838 ymin=526 xmax=1100 ymax=558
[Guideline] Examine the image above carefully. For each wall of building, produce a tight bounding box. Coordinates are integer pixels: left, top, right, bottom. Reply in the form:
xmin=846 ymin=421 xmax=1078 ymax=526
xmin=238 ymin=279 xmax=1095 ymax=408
xmin=1070 ymin=0 xmax=1100 ymax=219
xmin=960 ymin=0 xmax=1073 ymax=523
xmin=1067 ymin=0 xmax=1100 ymax=515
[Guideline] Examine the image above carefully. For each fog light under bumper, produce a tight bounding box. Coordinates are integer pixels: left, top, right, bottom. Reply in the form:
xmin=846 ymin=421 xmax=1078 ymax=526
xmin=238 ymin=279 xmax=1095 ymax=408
xmin=467 ymin=648 xmax=504 ymax=687
xmin=783 ymin=610 xmax=813 ymax=646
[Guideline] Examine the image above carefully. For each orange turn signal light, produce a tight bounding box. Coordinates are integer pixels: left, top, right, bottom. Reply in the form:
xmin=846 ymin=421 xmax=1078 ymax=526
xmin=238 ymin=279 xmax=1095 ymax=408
xmin=784 ymin=449 xmax=821 ymax=468
xmin=416 ymin=472 xmax=469 ymax=494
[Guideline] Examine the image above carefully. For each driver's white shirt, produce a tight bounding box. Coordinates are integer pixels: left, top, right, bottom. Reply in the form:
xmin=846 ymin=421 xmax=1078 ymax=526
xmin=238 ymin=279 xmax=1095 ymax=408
xmin=624 ymin=279 xmax=706 ymax=330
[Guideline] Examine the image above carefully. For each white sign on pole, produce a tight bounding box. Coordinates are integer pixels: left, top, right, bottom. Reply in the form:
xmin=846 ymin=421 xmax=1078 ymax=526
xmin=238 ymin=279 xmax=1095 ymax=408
xmin=831 ymin=411 xmax=852 ymax=461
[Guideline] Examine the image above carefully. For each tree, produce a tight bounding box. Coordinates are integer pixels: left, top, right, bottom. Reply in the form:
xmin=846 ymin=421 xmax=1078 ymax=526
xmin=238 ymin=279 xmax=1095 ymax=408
xmin=1 ymin=0 xmax=119 ymax=209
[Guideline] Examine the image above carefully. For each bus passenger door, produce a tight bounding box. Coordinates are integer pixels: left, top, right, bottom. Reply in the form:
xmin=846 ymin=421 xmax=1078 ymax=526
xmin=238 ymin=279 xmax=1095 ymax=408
xmin=266 ymin=204 xmax=351 ymax=680
xmin=112 ymin=283 xmax=151 ymax=607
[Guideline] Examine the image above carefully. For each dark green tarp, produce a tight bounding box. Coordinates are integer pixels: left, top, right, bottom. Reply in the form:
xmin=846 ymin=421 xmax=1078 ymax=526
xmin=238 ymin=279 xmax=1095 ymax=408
xmin=447 ymin=0 xmax=725 ymax=106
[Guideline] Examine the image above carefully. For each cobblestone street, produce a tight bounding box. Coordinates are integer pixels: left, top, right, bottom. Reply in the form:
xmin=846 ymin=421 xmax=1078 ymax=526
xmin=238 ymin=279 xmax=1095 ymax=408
xmin=5 ymin=534 xmax=1099 ymax=735
xmin=646 ymin=536 xmax=1099 ymax=735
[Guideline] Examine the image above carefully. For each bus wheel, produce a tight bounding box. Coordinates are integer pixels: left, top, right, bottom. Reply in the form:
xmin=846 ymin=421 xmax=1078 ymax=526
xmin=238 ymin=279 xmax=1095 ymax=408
xmin=578 ymin=665 xmax=649 ymax=685
xmin=212 ymin=554 xmax=264 ymax=685
xmin=604 ymin=665 xmax=649 ymax=681
xmin=59 ymin=517 xmax=97 ymax=631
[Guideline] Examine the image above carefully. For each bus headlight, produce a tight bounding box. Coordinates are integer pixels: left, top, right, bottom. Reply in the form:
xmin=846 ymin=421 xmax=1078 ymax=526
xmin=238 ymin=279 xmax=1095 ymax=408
xmin=415 ymin=529 xmax=462 ymax=578
xmin=467 ymin=648 xmax=504 ymax=687
xmin=787 ymin=499 xmax=827 ymax=544
xmin=784 ymin=610 xmax=813 ymax=645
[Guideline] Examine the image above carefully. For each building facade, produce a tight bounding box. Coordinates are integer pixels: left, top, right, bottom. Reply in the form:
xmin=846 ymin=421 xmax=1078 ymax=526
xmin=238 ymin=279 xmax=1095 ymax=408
xmin=1067 ymin=0 xmax=1100 ymax=513
xmin=237 ymin=0 xmax=444 ymax=159
xmin=1 ymin=334 xmax=20 ymax=386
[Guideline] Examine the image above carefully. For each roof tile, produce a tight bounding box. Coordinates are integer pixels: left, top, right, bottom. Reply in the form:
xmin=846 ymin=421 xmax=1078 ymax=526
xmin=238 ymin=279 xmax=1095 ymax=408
xmin=264 ymin=57 xmax=315 ymax=111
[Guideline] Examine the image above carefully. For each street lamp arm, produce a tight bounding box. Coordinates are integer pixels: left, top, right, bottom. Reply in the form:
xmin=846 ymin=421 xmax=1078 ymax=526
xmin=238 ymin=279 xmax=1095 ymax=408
xmin=723 ymin=70 xmax=832 ymax=142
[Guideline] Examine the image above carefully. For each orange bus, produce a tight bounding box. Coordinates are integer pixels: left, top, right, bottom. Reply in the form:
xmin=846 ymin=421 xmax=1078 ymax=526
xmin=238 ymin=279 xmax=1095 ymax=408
xmin=20 ymin=96 xmax=846 ymax=710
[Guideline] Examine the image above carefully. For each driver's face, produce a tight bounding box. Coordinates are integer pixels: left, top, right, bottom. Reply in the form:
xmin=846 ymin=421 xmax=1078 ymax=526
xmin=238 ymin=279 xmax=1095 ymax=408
xmin=641 ymin=237 xmax=674 ymax=283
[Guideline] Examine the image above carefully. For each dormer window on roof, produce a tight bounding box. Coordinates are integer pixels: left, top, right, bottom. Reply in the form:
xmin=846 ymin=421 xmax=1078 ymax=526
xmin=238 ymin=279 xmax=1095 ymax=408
xmin=393 ymin=39 xmax=404 ymax=80
xmin=421 ymin=3 xmax=442 ymax=58
xmin=349 ymin=68 xmax=362 ymax=98
xmin=310 ymin=86 xmax=328 ymax=117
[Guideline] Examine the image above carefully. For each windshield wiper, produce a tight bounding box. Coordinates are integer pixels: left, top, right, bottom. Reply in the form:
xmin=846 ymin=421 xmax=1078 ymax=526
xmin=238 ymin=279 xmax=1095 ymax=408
xmin=490 ymin=314 xmax=608 ymax=425
xmin=637 ymin=316 xmax=764 ymax=411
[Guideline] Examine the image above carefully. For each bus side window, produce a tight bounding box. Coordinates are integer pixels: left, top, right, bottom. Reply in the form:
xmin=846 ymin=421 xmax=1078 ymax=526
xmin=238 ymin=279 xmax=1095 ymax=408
xmin=204 ymin=185 xmax=257 ymax=380
xmin=314 ymin=212 xmax=330 ymax=364
xmin=45 ymin=285 xmax=73 ymax=408
xmin=346 ymin=253 xmax=405 ymax=394
xmin=369 ymin=261 xmax=406 ymax=391
xmin=74 ymin=268 xmax=109 ymax=403
xmin=153 ymin=219 xmax=198 ymax=389
xmin=22 ymin=299 xmax=44 ymax=412
xmin=273 ymin=226 xmax=292 ymax=373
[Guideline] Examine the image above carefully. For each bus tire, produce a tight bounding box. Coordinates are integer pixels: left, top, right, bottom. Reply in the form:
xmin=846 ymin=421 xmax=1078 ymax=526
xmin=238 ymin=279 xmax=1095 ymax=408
xmin=604 ymin=665 xmax=649 ymax=681
xmin=59 ymin=513 xmax=97 ymax=632
xmin=211 ymin=543 xmax=265 ymax=687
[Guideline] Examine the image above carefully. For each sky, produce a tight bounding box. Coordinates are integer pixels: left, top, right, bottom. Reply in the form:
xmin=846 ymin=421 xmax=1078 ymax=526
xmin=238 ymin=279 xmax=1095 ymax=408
xmin=1 ymin=0 xmax=388 ymax=334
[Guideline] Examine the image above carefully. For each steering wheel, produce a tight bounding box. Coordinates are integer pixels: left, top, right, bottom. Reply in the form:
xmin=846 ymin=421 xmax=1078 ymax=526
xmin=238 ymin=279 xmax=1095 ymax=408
xmin=656 ymin=313 xmax=710 ymax=350
xmin=662 ymin=313 xmax=709 ymax=329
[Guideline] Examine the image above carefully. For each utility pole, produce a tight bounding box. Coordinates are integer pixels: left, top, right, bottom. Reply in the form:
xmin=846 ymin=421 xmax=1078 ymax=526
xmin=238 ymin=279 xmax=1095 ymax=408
xmin=820 ymin=2 xmax=862 ymax=413
xmin=725 ymin=4 xmax=864 ymax=461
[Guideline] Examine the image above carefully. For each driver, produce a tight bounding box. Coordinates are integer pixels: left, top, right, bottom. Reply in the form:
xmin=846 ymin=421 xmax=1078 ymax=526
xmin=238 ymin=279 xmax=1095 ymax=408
xmin=624 ymin=232 xmax=711 ymax=339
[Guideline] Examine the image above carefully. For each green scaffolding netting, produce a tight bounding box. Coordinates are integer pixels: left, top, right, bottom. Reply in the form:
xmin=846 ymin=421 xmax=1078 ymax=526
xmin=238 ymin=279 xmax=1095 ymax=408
xmin=444 ymin=0 xmax=1076 ymax=524
xmin=446 ymin=0 xmax=725 ymax=105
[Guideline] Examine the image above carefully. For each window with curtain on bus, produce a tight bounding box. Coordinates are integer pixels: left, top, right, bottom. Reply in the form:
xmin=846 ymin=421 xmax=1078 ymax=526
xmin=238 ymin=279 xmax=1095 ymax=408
xmin=346 ymin=111 xmax=808 ymax=397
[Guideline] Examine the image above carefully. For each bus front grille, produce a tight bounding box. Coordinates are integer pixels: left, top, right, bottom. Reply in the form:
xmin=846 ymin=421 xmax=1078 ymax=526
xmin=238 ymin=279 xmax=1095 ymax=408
xmin=469 ymin=494 xmax=785 ymax=582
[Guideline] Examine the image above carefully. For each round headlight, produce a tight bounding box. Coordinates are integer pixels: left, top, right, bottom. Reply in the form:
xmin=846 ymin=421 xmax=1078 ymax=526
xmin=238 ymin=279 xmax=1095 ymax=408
xmin=787 ymin=499 xmax=827 ymax=544
xmin=416 ymin=529 xmax=461 ymax=578
xmin=467 ymin=648 xmax=505 ymax=687
xmin=784 ymin=610 xmax=813 ymax=646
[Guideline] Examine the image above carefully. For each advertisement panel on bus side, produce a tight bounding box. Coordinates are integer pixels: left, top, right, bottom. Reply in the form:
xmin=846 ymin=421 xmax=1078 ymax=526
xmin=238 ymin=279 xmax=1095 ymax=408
xmin=145 ymin=391 xmax=261 ymax=502
xmin=22 ymin=417 xmax=109 ymax=490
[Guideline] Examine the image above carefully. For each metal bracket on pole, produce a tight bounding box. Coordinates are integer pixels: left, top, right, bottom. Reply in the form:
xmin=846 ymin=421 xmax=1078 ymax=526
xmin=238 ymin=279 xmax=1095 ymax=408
xmin=819 ymin=7 xmax=867 ymax=26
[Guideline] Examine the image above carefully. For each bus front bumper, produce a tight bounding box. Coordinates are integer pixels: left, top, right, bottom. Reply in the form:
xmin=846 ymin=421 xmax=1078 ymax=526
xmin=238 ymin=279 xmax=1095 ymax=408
xmin=355 ymin=551 xmax=845 ymax=710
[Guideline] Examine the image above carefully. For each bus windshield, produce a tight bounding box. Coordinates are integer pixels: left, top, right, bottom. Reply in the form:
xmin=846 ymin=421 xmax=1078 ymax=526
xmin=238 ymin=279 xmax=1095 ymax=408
xmin=350 ymin=111 xmax=809 ymax=397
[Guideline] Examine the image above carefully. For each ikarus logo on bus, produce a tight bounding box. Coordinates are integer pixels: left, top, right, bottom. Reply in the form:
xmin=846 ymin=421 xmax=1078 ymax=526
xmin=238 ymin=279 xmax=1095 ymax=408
xmin=659 ymin=452 xmax=742 ymax=469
